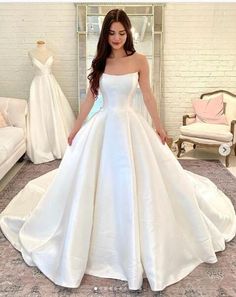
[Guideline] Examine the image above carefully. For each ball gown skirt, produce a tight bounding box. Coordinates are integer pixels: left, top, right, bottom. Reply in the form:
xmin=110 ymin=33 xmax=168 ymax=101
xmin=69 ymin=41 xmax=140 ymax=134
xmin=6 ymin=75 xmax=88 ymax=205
xmin=1 ymin=72 xmax=236 ymax=291
xmin=26 ymin=56 xmax=75 ymax=164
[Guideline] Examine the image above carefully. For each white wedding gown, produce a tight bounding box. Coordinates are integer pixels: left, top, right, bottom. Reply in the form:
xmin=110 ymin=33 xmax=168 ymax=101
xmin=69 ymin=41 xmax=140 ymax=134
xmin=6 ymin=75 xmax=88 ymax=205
xmin=1 ymin=72 xmax=236 ymax=291
xmin=26 ymin=56 xmax=75 ymax=164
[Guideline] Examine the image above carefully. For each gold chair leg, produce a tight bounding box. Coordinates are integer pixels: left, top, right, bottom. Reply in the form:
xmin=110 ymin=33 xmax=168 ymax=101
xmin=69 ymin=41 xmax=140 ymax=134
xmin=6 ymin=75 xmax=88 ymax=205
xmin=177 ymin=139 xmax=183 ymax=158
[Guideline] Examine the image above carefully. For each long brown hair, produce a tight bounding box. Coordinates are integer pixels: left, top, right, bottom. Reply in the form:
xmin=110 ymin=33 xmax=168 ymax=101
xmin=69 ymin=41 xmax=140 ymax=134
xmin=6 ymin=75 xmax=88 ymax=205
xmin=87 ymin=9 xmax=136 ymax=98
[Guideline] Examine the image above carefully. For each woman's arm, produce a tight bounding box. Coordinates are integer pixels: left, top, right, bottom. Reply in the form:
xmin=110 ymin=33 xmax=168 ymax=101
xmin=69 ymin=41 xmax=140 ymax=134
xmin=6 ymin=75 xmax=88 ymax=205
xmin=68 ymin=86 xmax=95 ymax=145
xmin=138 ymin=54 xmax=167 ymax=144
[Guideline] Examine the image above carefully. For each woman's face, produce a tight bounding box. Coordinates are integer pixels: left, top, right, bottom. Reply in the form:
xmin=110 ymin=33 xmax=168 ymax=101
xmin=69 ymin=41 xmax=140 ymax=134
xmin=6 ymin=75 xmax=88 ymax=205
xmin=108 ymin=22 xmax=127 ymax=50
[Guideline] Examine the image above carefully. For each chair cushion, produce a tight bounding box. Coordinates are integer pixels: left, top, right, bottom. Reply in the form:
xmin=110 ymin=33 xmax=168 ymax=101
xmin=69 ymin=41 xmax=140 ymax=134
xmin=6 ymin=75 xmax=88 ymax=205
xmin=192 ymin=94 xmax=228 ymax=124
xmin=179 ymin=135 xmax=232 ymax=145
xmin=0 ymin=127 xmax=24 ymax=165
xmin=180 ymin=123 xmax=233 ymax=142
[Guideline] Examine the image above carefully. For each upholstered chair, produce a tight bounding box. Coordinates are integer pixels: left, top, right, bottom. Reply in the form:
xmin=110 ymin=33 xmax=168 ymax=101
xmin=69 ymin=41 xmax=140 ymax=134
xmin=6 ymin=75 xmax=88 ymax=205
xmin=176 ymin=90 xmax=236 ymax=167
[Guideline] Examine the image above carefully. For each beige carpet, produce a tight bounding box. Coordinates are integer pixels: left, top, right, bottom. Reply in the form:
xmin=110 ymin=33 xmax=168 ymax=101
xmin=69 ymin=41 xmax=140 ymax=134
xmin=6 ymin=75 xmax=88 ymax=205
xmin=0 ymin=159 xmax=235 ymax=297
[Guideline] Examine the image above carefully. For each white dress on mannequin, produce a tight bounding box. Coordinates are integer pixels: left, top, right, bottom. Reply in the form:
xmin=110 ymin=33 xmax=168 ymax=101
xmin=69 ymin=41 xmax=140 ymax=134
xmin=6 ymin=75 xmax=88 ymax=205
xmin=1 ymin=72 xmax=236 ymax=291
xmin=26 ymin=54 xmax=75 ymax=164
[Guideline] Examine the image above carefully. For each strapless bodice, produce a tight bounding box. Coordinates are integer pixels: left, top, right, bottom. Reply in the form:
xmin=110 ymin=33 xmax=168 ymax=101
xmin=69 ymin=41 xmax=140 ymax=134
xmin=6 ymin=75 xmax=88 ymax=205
xmin=31 ymin=56 xmax=53 ymax=76
xmin=99 ymin=72 xmax=139 ymax=110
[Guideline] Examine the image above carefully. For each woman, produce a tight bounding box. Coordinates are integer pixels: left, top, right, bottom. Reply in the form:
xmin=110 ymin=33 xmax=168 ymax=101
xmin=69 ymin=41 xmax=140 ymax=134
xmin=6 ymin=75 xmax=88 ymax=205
xmin=0 ymin=9 xmax=235 ymax=292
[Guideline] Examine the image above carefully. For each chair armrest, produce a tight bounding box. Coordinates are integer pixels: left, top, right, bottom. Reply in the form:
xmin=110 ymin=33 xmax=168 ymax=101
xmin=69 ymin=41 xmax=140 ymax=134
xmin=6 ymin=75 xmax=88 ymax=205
xmin=230 ymin=120 xmax=236 ymax=144
xmin=183 ymin=114 xmax=196 ymax=126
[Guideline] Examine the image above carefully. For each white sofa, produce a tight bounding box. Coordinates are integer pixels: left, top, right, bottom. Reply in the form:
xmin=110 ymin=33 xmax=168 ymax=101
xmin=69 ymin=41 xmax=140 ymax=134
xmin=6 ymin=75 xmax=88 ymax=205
xmin=0 ymin=97 xmax=28 ymax=180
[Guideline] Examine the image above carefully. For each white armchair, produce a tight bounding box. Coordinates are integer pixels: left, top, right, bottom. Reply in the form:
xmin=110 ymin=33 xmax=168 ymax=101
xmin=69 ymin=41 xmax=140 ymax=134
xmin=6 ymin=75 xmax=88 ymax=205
xmin=0 ymin=97 xmax=28 ymax=180
xmin=176 ymin=90 xmax=236 ymax=167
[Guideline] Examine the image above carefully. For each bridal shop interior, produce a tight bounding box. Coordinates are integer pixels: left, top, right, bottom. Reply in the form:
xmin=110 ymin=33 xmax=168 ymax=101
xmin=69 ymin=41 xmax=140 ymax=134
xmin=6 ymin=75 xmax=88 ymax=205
xmin=0 ymin=2 xmax=236 ymax=296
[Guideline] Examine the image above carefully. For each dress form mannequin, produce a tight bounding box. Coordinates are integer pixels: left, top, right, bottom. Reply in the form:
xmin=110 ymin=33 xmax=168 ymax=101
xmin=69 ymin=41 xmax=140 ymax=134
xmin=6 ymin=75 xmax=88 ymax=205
xmin=26 ymin=39 xmax=75 ymax=164
xmin=29 ymin=40 xmax=54 ymax=64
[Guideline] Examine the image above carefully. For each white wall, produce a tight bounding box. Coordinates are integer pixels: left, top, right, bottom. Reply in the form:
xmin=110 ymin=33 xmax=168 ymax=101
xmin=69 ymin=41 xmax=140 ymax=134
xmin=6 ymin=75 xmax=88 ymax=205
xmin=0 ymin=3 xmax=78 ymax=112
xmin=163 ymin=3 xmax=236 ymax=139
xmin=1 ymin=3 xmax=236 ymax=136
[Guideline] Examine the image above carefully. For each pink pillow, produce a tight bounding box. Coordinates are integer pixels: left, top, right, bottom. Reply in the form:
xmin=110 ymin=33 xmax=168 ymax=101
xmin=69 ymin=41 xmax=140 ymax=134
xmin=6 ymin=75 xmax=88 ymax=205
xmin=192 ymin=94 xmax=228 ymax=125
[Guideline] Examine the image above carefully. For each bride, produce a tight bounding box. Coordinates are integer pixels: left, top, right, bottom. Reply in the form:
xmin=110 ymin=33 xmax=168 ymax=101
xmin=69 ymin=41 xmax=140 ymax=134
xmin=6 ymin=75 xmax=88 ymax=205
xmin=0 ymin=8 xmax=235 ymax=292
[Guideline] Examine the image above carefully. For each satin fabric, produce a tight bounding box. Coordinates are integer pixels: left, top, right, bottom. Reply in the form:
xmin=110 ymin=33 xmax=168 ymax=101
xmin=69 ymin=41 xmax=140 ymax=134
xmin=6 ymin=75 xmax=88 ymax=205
xmin=1 ymin=72 xmax=236 ymax=291
xmin=26 ymin=56 xmax=75 ymax=164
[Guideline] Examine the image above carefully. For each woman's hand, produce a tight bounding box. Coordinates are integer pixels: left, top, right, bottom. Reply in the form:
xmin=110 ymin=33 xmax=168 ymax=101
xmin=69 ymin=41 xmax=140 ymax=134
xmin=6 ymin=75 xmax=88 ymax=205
xmin=68 ymin=131 xmax=76 ymax=146
xmin=155 ymin=127 xmax=168 ymax=145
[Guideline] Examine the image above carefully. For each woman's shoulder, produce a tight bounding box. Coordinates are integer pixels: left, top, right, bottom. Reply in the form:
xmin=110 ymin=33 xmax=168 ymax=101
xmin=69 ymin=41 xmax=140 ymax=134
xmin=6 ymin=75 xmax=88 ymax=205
xmin=132 ymin=52 xmax=148 ymax=70
xmin=132 ymin=52 xmax=147 ymax=62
